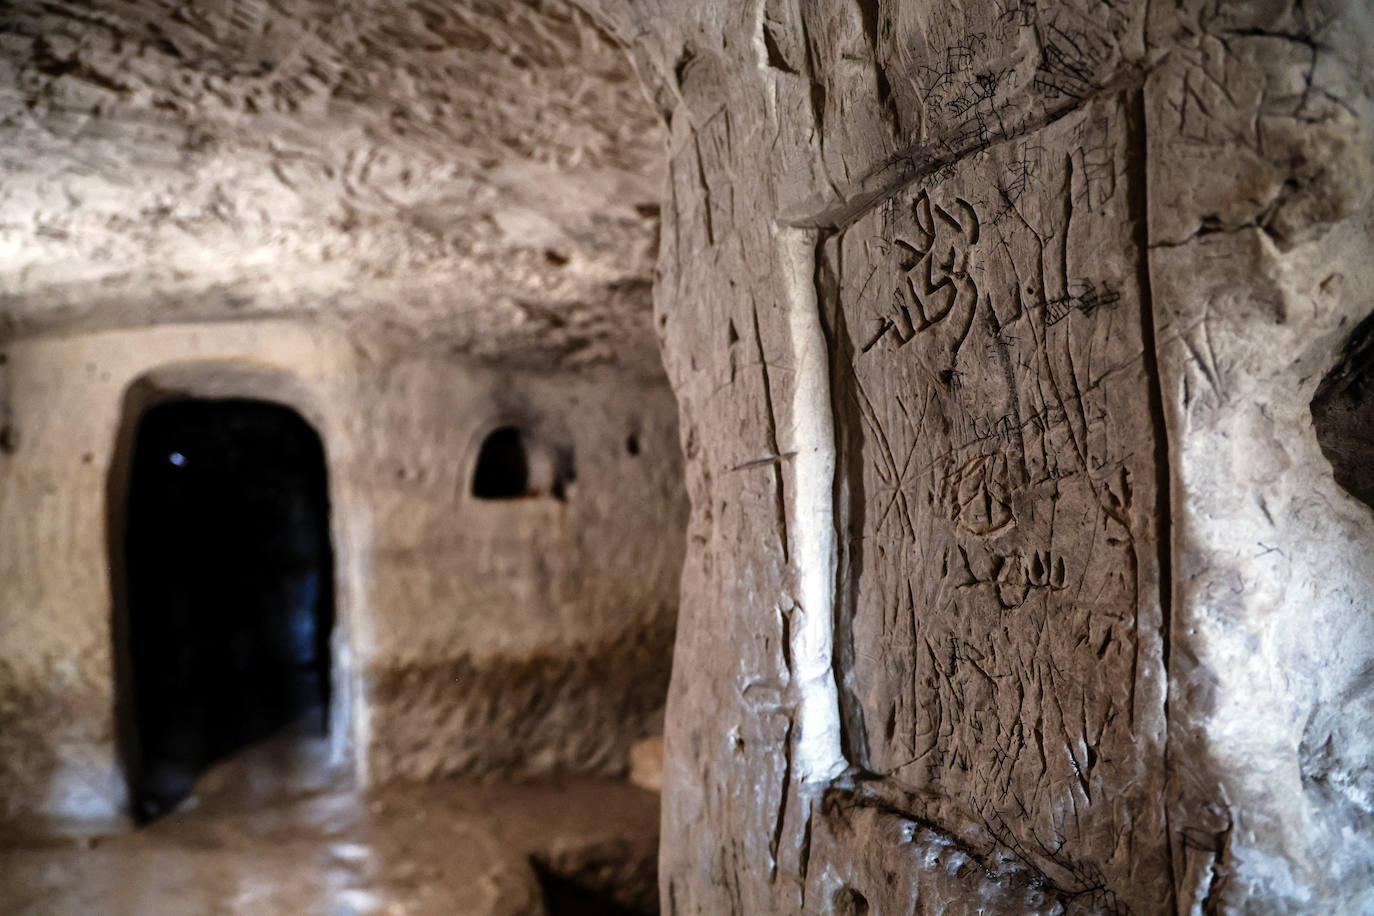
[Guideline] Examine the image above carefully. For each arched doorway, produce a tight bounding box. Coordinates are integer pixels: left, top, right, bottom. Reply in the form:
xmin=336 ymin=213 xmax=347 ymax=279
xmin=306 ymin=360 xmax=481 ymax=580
xmin=118 ymin=398 xmax=335 ymax=822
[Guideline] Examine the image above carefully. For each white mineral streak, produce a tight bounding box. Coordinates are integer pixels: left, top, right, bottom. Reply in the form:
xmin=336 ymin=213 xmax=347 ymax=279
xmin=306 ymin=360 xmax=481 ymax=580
xmin=777 ymin=226 xmax=846 ymax=785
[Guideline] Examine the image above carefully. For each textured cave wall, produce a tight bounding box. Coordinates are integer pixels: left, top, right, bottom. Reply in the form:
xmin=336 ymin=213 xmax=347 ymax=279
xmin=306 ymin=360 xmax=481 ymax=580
xmin=0 ymin=322 xmax=686 ymax=824
xmin=0 ymin=0 xmax=685 ymax=828
xmin=583 ymin=0 xmax=1374 ymax=912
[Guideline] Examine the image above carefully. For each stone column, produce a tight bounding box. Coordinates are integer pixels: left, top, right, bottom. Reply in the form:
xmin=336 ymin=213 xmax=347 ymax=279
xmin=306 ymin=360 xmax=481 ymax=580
xmin=594 ymin=0 xmax=1374 ymax=910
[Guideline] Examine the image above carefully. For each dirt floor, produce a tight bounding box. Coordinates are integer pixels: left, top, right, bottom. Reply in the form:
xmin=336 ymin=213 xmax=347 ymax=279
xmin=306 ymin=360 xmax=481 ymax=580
xmin=0 ymin=729 xmax=661 ymax=916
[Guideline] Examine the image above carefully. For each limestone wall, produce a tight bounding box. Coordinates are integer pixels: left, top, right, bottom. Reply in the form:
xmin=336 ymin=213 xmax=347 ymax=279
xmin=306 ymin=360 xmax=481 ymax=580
xmin=0 ymin=320 xmax=686 ymax=825
xmin=3 ymin=0 xmax=1372 ymax=908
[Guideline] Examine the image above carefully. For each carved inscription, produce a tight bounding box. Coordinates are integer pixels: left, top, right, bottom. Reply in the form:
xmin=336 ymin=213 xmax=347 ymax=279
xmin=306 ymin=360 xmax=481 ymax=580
xmin=829 ymin=98 xmax=1166 ymax=902
xmin=943 ymin=452 xmax=1013 ymax=537
xmin=886 ymin=190 xmax=981 ymax=347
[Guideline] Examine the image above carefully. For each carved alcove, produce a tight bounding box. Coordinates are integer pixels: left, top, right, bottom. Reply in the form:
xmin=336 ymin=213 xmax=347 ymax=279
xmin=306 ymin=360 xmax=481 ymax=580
xmin=471 ymin=424 xmax=577 ymax=502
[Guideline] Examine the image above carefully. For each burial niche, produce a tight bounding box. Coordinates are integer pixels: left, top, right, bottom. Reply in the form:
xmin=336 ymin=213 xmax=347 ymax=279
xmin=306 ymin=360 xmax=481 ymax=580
xmin=471 ymin=424 xmax=576 ymax=501
xmin=119 ymin=398 xmax=334 ymax=822
xmin=472 ymin=425 xmax=531 ymax=499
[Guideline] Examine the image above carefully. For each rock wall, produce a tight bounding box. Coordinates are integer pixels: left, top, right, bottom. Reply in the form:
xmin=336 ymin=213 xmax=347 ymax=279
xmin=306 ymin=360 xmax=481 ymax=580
xmin=3 ymin=0 xmax=1372 ymax=908
xmin=0 ymin=0 xmax=685 ymax=832
xmin=584 ymin=0 xmax=1374 ymax=911
xmin=0 ymin=321 xmax=686 ymax=825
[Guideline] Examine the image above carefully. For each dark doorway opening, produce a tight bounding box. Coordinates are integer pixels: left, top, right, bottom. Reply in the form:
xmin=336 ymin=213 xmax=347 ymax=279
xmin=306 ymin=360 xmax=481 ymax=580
xmin=120 ymin=398 xmax=334 ymax=823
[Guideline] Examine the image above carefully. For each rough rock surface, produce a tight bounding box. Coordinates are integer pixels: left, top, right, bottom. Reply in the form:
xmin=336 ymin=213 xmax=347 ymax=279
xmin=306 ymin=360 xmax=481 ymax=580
xmin=3 ymin=0 xmax=1374 ymax=911
xmin=0 ymin=321 xmax=686 ymax=823
xmin=0 ymin=0 xmax=686 ymax=830
xmin=582 ymin=0 xmax=1374 ymax=911
xmin=0 ymin=0 xmax=666 ymax=375
xmin=0 ymin=750 xmax=662 ymax=916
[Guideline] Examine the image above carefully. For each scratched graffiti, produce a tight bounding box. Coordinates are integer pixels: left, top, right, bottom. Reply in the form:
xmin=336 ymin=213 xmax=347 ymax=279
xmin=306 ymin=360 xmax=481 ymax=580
xmin=828 ymin=98 xmax=1167 ymax=901
xmin=943 ymin=452 xmax=1014 ymax=537
xmin=1043 ymin=280 xmax=1121 ymax=326
xmin=1031 ymin=24 xmax=1107 ymax=101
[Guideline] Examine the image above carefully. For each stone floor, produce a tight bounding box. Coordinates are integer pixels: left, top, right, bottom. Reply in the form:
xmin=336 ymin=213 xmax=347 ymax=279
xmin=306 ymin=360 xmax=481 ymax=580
xmin=0 ymin=729 xmax=660 ymax=916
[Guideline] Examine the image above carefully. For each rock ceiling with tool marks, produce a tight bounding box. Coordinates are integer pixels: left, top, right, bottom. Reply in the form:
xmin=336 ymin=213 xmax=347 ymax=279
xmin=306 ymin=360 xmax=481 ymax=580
xmin=0 ymin=0 xmax=666 ymax=373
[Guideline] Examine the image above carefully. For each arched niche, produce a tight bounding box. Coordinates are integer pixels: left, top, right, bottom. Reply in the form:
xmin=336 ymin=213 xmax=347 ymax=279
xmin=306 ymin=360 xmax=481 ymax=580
xmin=468 ymin=420 xmax=576 ymax=503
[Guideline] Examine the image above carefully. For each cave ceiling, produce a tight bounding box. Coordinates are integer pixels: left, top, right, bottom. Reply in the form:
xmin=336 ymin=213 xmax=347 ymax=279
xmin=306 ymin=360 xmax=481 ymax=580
xmin=0 ymin=0 xmax=666 ymax=374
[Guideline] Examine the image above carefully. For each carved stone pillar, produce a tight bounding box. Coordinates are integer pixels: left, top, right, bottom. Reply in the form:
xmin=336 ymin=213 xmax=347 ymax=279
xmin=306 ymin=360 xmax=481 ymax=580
xmin=593 ymin=0 xmax=1374 ymax=909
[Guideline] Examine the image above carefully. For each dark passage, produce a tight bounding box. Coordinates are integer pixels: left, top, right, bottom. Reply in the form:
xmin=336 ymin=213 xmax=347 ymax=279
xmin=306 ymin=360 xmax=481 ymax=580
xmin=530 ymin=856 xmax=659 ymax=916
xmin=121 ymin=399 xmax=334 ymax=823
xmin=1312 ymin=310 xmax=1374 ymax=513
